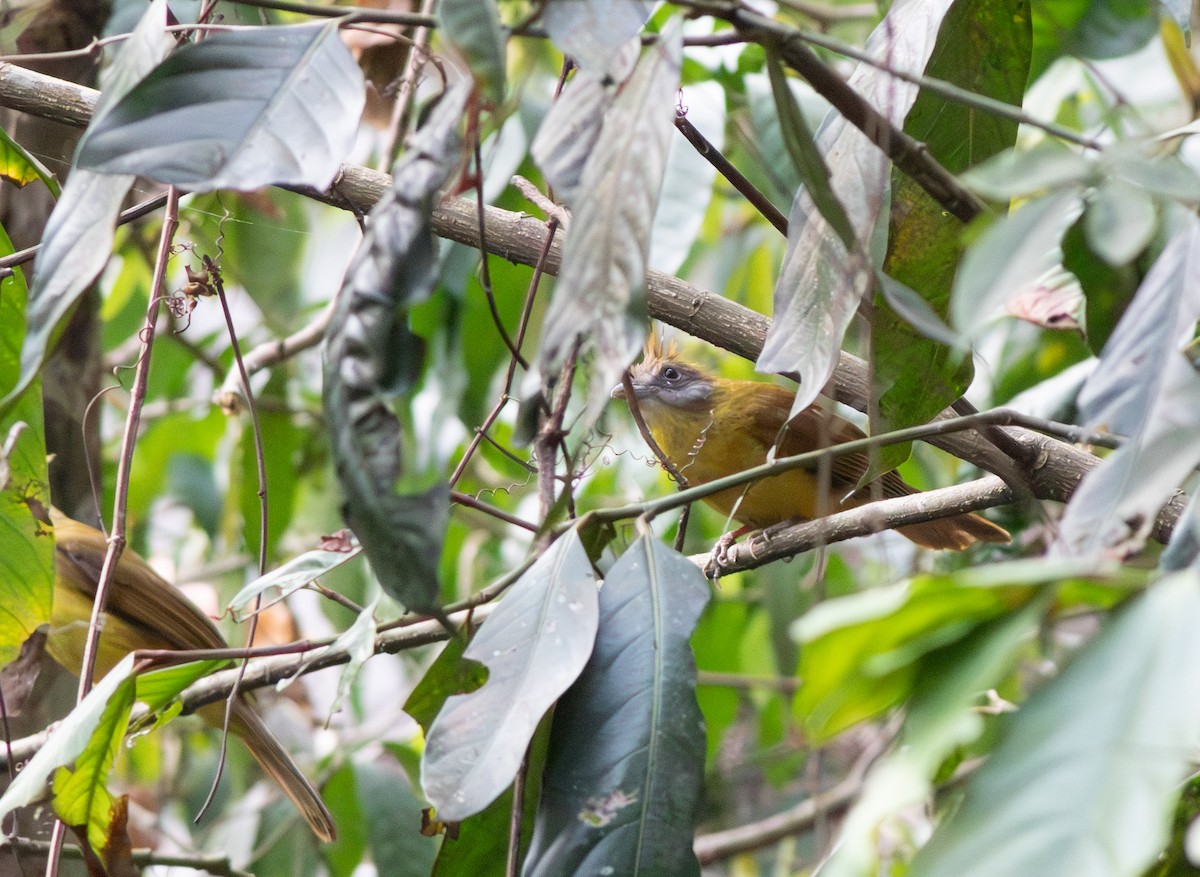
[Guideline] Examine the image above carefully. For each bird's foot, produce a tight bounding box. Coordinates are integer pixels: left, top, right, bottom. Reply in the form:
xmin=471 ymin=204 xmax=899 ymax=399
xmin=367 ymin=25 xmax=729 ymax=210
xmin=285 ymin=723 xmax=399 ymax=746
xmin=706 ymin=526 xmax=752 ymax=580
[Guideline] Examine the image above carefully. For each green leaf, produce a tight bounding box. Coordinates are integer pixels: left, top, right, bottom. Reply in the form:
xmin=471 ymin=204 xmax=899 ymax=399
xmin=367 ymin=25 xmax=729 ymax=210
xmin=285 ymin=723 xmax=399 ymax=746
xmin=759 ymin=0 xmax=952 ymax=413
xmin=913 ymin=571 xmax=1200 ymax=877
xmin=0 ymin=223 xmax=52 ymax=666
xmin=871 ymin=0 xmax=1030 ymax=474
xmin=960 ymin=141 xmax=1096 ymax=201
xmin=437 ymin=0 xmax=506 ymax=104
xmin=950 ymin=189 xmax=1084 ymax=337
xmin=522 ymin=536 xmax=709 ymax=877
xmin=323 ymin=86 xmax=468 ymax=612
xmin=403 ymin=635 xmax=488 ymax=733
xmin=1061 ymin=217 xmax=1142 ymax=353
xmin=792 ymin=557 xmax=1132 ymax=740
xmin=431 ymin=715 xmax=549 ymax=877
xmin=0 ymin=654 xmax=137 ymax=820
xmin=51 ymin=676 xmax=136 ymax=864
xmin=1084 ymin=177 xmax=1157 ymax=267
xmin=535 ymin=19 xmax=681 ymax=422
xmin=0 ymin=127 xmax=59 ymax=194
xmin=77 ymin=23 xmax=365 ymax=192
xmin=1059 ymin=218 xmax=1200 ymax=556
xmin=764 ymin=48 xmax=854 ymax=248
xmin=820 ymin=596 xmax=1048 ymax=877
xmin=422 ymin=530 xmax=599 ymax=821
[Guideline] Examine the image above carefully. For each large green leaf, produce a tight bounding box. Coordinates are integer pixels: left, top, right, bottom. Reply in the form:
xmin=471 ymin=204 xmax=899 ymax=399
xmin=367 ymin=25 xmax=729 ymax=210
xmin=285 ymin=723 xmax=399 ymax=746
xmin=0 ymin=222 xmax=51 ymax=666
xmin=522 ymin=536 xmax=709 ymax=877
xmin=422 ymin=529 xmax=599 ymax=821
xmin=914 ymin=571 xmax=1200 ymax=877
xmin=792 ymin=557 xmax=1138 ymax=741
xmin=322 ymin=86 xmax=467 ymax=612
xmin=872 ymin=0 xmax=1031 ymax=473
xmin=77 ymin=22 xmax=364 ymax=192
xmin=820 ymin=597 xmax=1048 ymax=877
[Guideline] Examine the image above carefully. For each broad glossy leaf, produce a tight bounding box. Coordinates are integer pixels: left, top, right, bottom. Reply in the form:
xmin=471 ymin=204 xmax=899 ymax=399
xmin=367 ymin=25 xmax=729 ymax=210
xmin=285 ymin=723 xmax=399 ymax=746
xmin=950 ymin=189 xmax=1084 ymax=336
xmin=872 ymin=0 xmax=1030 ymax=473
xmin=522 ymin=536 xmax=709 ymax=877
xmin=758 ymin=0 xmax=953 ymax=413
xmin=0 ymin=0 xmax=174 ymax=412
xmin=535 ymin=20 xmax=681 ymax=420
xmin=437 ymin=0 xmax=505 ymax=104
xmin=422 ymin=530 xmax=599 ymax=821
xmin=323 ymin=86 xmax=467 ymax=612
xmin=913 ymin=570 xmax=1200 ymax=877
xmin=540 ymin=0 xmax=652 ymax=75
xmin=78 ymin=23 xmax=364 ymax=192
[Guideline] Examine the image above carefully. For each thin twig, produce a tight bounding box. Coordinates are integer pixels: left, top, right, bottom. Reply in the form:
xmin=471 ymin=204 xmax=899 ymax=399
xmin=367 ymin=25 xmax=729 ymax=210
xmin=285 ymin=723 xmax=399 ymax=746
xmin=225 ymin=0 xmax=435 ymax=25
xmin=472 ymin=120 xmax=527 ymax=368
xmin=451 ymin=490 xmax=539 ymax=532
xmin=674 ymin=110 xmax=788 ymax=236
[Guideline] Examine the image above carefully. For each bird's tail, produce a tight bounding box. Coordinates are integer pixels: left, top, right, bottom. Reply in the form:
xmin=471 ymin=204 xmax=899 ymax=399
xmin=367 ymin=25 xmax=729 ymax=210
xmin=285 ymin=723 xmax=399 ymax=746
xmin=227 ymin=699 xmax=337 ymax=841
xmin=897 ymin=512 xmax=1010 ymax=551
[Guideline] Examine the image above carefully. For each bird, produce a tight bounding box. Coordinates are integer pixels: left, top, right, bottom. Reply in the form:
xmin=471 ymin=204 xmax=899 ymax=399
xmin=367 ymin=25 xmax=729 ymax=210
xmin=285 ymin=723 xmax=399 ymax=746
xmin=44 ymin=506 xmax=336 ymax=841
xmin=612 ymin=340 xmax=1010 ymax=550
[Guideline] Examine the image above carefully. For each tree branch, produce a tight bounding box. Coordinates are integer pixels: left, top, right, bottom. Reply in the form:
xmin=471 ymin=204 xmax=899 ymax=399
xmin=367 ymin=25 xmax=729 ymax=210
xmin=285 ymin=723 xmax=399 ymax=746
xmin=0 ymin=63 xmax=1180 ymax=541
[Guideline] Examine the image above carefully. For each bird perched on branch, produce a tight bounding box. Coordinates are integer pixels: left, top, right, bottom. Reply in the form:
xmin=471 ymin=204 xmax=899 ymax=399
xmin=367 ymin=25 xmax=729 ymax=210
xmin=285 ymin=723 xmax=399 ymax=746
xmin=44 ymin=507 xmax=336 ymax=841
xmin=612 ymin=339 xmax=1009 ymax=551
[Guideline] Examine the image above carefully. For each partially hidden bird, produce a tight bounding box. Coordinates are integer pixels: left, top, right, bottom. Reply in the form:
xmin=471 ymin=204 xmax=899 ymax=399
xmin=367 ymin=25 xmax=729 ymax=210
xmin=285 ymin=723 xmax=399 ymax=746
xmin=613 ymin=340 xmax=1010 ymax=550
xmin=45 ymin=506 xmax=336 ymax=841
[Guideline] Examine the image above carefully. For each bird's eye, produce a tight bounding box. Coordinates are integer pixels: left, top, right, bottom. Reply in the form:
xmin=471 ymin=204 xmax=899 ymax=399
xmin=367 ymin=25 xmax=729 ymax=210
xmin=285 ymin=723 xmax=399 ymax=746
xmin=662 ymin=366 xmax=680 ymax=381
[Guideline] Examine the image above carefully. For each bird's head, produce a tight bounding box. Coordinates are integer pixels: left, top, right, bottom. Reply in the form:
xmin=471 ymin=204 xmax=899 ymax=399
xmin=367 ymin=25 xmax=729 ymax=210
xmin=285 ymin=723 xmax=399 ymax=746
xmin=612 ymin=336 xmax=715 ymax=413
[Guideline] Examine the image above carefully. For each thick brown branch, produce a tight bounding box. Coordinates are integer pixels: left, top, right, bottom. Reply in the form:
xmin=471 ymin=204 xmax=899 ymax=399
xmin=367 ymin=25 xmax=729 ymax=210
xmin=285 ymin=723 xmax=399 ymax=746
xmin=0 ymin=63 xmax=1179 ymax=541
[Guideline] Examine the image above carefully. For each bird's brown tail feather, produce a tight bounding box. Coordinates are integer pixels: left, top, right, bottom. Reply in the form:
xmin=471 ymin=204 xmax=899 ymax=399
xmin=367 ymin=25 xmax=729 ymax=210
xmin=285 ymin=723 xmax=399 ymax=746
xmin=228 ymin=700 xmax=336 ymax=841
xmin=897 ymin=512 xmax=1010 ymax=551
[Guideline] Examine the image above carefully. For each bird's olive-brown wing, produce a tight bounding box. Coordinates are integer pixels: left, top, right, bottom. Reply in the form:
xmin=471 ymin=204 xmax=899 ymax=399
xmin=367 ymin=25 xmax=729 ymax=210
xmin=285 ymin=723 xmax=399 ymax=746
xmin=741 ymin=384 xmax=915 ymax=499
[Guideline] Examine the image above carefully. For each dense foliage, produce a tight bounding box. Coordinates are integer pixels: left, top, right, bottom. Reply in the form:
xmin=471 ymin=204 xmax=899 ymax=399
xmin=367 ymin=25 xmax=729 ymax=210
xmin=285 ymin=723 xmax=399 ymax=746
xmin=1 ymin=0 xmax=1199 ymax=875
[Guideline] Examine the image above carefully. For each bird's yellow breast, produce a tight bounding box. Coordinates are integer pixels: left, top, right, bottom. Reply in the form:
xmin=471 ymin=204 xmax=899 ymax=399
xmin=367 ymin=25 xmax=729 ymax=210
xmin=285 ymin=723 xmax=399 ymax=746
xmin=640 ymin=389 xmax=834 ymax=529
